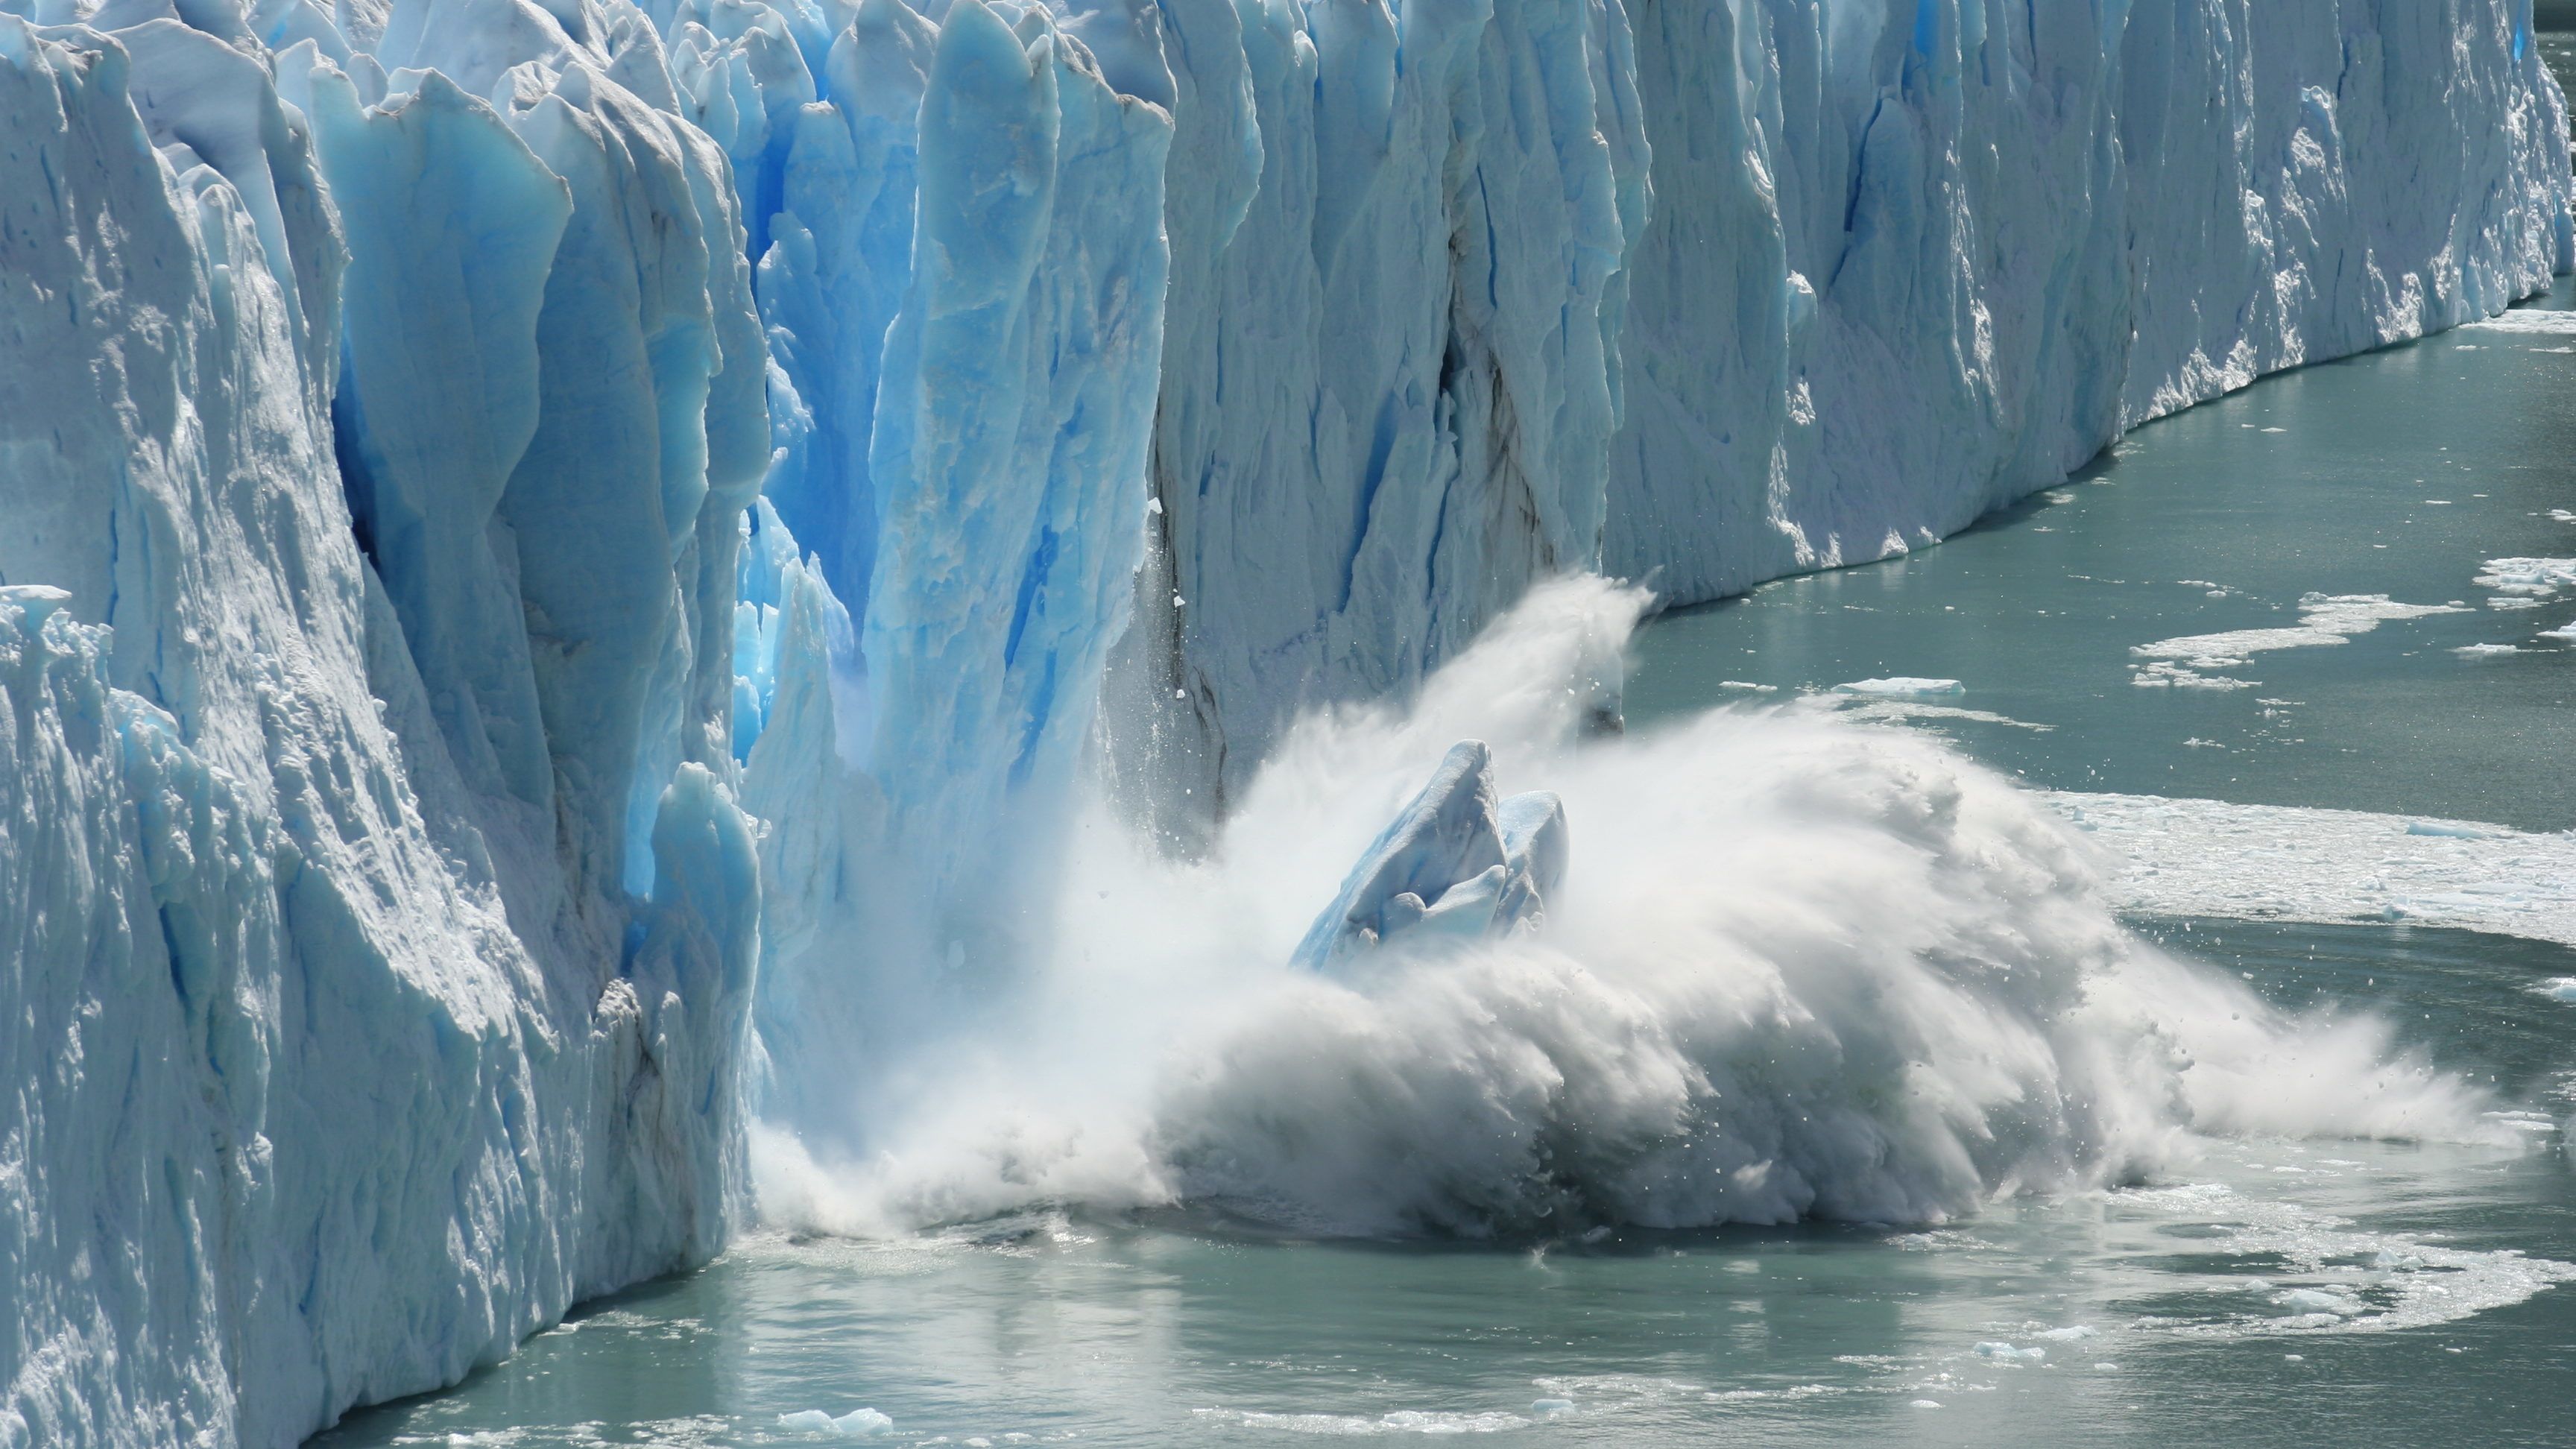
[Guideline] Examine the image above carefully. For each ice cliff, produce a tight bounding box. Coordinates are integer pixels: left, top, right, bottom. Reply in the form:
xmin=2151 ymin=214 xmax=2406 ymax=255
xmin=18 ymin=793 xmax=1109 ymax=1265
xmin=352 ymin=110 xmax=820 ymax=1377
xmin=1 ymin=4 xmax=760 ymax=1442
xmin=0 ymin=0 xmax=2568 ymax=1442
xmin=1116 ymin=0 xmax=2576 ymax=810
xmin=1604 ymin=0 xmax=2576 ymax=606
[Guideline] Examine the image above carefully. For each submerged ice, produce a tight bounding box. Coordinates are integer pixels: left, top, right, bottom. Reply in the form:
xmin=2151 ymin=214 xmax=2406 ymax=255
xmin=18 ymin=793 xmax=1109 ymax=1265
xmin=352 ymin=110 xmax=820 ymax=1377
xmin=1 ymin=0 xmax=2571 ymax=1440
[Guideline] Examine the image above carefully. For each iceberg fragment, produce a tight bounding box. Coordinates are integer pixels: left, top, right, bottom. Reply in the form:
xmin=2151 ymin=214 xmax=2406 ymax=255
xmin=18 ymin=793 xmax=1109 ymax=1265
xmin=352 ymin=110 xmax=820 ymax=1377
xmin=1295 ymin=740 xmax=1570 ymax=970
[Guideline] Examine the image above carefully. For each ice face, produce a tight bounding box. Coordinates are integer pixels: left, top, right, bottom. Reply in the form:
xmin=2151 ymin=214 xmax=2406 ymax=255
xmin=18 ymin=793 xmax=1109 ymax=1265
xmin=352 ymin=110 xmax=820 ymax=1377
xmin=1 ymin=8 xmax=760 ymax=1444
xmin=1098 ymin=0 xmax=1650 ymax=824
xmin=1601 ymin=0 xmax=2576 ymax=611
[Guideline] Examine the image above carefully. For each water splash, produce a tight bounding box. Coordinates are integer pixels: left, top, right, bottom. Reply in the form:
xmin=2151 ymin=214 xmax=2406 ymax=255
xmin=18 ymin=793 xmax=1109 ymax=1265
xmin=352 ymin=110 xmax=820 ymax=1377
xmin=755 ymin=578 xmax=2518 ymax=1238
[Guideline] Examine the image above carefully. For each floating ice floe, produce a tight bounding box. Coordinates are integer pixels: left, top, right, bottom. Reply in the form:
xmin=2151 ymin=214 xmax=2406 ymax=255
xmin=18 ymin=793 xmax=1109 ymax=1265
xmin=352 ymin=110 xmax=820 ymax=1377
xmin=1836 ymin=678 xmax=1966 ymax=698
xmin=778 ymin=1407 xmax=894 ymax=1438
xmin=2475 ymin=558 xmax=2576 ymax=597
xmin=2130 ymin=594 xmax=2463 ymax=687
xmin=2051 ymin=795 xmax=2576 ymax=947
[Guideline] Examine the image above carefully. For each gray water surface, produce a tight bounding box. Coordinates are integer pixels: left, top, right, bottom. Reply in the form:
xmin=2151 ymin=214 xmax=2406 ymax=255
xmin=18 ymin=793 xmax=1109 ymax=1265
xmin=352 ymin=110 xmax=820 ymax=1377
xmin=320 ymin=921 xmax=2576 ymax=1448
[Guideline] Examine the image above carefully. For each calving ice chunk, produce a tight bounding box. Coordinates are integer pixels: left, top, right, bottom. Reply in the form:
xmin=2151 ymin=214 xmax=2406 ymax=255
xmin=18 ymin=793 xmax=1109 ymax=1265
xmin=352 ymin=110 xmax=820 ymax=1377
xmin=1292 ymin=740 xmax=1570 ymax=970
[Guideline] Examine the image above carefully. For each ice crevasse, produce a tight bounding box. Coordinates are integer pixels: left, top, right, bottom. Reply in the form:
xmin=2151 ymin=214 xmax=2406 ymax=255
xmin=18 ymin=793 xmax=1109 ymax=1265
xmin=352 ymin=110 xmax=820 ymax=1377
xmin=0 ymin=0 xmax=2568 ymax=1442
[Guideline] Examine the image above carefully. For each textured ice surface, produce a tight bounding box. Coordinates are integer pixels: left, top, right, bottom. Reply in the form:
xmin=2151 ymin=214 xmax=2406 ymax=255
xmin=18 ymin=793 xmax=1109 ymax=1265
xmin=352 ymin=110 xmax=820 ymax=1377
xmin=1 ymin=7 xmax=758 ymax=1444
xmin=1095 ymin=0 xmax=1649 ymax=824
xmin=1605 ymin=0 xmax=2575 ymax=615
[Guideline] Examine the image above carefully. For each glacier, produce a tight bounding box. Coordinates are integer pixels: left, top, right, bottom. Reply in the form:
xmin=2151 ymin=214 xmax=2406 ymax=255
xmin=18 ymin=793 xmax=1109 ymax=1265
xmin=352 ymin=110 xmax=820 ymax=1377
xmin=1112 ymin=0 xmax=2576 ymax=811
xmin=0 ymin=0 xmax=2569 ymax=1441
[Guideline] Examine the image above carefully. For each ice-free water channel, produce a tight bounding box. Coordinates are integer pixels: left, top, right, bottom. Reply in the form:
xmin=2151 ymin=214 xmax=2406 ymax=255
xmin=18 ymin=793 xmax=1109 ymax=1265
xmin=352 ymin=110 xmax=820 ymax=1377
xmin=318 ymin=257 xmax=2576 ymax=1449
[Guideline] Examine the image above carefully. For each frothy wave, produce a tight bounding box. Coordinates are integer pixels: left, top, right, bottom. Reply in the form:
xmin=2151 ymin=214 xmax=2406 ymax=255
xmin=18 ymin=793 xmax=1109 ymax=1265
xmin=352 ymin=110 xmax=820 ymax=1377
xmin=755 ymin=578 xmax=2520 ymax=1238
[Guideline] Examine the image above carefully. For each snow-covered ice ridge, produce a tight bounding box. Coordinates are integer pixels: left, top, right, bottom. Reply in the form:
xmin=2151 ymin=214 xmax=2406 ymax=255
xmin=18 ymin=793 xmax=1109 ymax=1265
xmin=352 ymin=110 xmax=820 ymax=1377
xmin=0 ymin=0 xmax=2567 ymax=1442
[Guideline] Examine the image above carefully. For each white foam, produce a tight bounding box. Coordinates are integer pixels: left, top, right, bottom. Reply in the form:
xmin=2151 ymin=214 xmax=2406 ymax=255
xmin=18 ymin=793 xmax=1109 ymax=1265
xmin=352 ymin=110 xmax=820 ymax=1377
xmin=1801 ymin=695 xmax=2052 ymax=732
xmin=1199 ymin=1408 xmax=1531 ymax=1436
xmin=2133 ymin=661 xmax=2259 ymax=689
xmin=757 ymin=583 xmax=2522 ymax=1240
xmin=2117 ymin=1182 xmax=2576 ymax=1338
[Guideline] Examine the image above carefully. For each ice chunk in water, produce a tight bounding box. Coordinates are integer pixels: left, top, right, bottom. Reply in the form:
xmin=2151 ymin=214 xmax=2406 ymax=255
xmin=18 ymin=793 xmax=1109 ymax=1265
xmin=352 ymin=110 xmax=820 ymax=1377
xmin=1293 ymin=742 xmax=1568 ymax=970
xmin=1837 ymin=678 xmax=1966 ymax=698
xmin=778 ymin=1407 xmax=894 ymax=1437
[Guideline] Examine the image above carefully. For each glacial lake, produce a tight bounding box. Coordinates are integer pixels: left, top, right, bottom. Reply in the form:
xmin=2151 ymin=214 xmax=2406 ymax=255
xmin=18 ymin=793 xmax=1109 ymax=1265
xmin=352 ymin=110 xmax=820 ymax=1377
xmin=319 ymin=236 xmax=2576 ymax=1449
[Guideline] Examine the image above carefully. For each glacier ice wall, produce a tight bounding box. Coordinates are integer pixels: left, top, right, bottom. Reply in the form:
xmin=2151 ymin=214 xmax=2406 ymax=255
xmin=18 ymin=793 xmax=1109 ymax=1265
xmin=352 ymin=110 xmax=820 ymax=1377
xmin=0 ymin=5 xmax=760 ymax=1442
xmin=1099 ymin=0 xmax=1650 ymax=824
xmin=686 ymin=0 xmax=1174 ymax=1142
xmin=1105 ymin=0 xmax=2573 ymax=804
xmin=1603 ymin=0 xmax=2576 ymax=604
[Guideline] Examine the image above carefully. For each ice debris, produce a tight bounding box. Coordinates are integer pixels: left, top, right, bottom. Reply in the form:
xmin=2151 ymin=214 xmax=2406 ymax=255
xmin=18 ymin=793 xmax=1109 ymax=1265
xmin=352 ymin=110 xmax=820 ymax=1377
xmin=778 ymin=1407 xmax=895 ymax=1437
xmin=1836 ymin=678 xmax=1966 ymax=698
xmin=1293 ymin=742 xmax=1569 ymax=971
